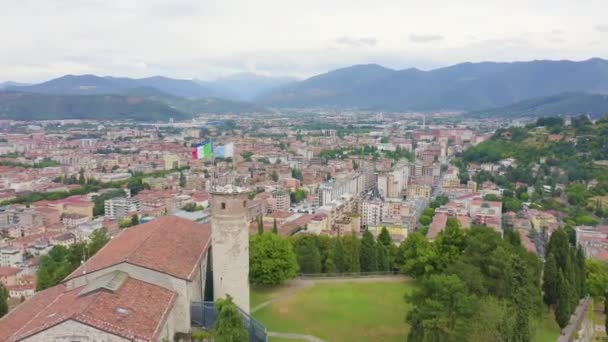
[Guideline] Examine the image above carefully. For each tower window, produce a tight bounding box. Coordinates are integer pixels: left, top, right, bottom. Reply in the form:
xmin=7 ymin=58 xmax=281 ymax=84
xmin=221 ymin=203 xmax=226 ymax=209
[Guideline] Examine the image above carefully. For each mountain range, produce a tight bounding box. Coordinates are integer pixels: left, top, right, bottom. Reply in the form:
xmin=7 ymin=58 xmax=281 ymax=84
xmin=257 ymin=58 xmax=608 ymax=112
xmin=3 ymin=58 xmax=608 ymax=120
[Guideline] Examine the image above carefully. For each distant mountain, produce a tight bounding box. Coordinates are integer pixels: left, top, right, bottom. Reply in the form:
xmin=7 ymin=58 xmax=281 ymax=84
xmin=466 ymin=92 xmax=608 ymax=118
xmin=0 ymin=91 xmax=187 ymax=121
xmin=202 ymin=73 xmax=298 ymax=101
xmin=258 ymin=58 xmax=608 ymax=110
xmin=0 ymin=81 xmax=30 ymax=90
xmin=4 ymin=75 xmax=269 ymax=117
xmin=120 ymin=87 xmax=269 ymax=114
xmin=11 ymin=74 xmax=215 ymax=99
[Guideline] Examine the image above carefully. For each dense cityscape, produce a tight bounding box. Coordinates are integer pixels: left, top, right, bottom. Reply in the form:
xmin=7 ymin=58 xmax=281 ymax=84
xmin=1 ymin=1 xmax=608 ymax=342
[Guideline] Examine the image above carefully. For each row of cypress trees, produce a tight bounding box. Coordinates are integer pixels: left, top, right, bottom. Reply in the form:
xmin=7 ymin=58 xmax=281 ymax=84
xmin=542 ymin=228 xmax=587 ymax=328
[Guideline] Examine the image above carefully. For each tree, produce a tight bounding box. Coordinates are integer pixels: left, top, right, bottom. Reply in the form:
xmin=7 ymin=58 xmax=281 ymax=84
xmin=468 ymin=297 xmax=516 ymax=342
xmin=419 ymin=215 xmax=432 ymax=226
xmin=399 ymin=233 xmax=438 ymax=278
xmin=406 ymin=274 xmax=476 ymax=342
xmin=270 ymin=170 xmax=279 ymax=182
xmin=88 ymin=229 xmax=110 ymax=255
xmin=249 ymin=233 xmax=298 ymax=285
xmin=272 ymin=218 xmax=278 ymax=234
xmin=585 ymin=259 xmax=608 ymax=299
xmin=376 ymin=243 xmax=389 ymax=271
xmin=78 ymin=168 xmax=86 ymax=185
xmin=214 ymin=295 xmax=249 ymax=342
xmin=334 ymin=237 xmax=346 ymax=273
xmin=543 ymin=253 xmax=559 ymax=306
xmin=360 ymin=229 xmax=377 ymax=272
xmin=293 ymin=189 xmax=307 ymax=203
xmin=0 ymin=283 xmax=8 ymax=318
xmin=377 ymin=227 xmax=392 ymax=247
xmin=257 ymin=216 xmax=264 ymax=234
xmin=179 ymin=172 xmax=186 ymax=187
xmin=130 ymin=214 xmax=139 ymax=227
xmin=555 ymin=270 xmax=573 ymax=329
xmin=294 ymin=236 xmax=322 ymax=274
xmin=343 ymin=232 xmax=361 ymax=272
xmin=291 ymin=168 xmax=303 ymax=181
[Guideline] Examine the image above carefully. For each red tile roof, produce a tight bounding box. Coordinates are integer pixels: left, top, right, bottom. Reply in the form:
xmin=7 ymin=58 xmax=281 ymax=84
xmin=0 ymin=277 xmax=176 ymax=341
xmin=66 ymin=216 xmax=211 ymax=281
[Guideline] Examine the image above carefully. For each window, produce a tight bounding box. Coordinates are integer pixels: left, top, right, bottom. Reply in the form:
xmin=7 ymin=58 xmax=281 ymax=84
xmin=221 ymin=203 xmax=226 ymax=210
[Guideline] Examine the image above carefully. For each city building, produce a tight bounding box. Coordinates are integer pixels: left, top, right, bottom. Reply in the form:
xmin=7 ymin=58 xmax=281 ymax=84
xmin=104 ymin=197 xmax=142 ymax=219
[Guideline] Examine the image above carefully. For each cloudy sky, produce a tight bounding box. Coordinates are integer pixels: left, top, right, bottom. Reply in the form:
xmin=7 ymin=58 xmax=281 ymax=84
xmin=1 ymin=0 xmax=607 ymax=82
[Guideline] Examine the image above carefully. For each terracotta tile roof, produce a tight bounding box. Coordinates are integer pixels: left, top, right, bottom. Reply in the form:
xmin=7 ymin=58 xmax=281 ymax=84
xmin=66 ymin=216 xmax=211 ymax=281
xmin=0 ymin=267 xmax=21 ymax=277
xmin=0 ymin=277 xmax=176 ymax=341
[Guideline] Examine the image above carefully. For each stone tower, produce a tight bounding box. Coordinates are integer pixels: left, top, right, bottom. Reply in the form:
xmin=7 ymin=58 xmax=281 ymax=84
xmin=210 ymin=178 xmax=250 ymax=313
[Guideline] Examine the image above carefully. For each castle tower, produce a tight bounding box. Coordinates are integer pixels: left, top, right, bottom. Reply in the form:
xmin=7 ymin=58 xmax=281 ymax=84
xmin=210 ymin=176 xmax=251 ymax=313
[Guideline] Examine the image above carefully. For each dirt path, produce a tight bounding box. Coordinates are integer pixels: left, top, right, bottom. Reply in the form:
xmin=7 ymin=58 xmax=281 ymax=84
xmin=267 ymin=331 xmax=326 ymax=342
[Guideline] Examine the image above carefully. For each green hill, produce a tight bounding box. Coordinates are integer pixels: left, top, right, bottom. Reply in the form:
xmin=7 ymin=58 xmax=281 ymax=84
xmin=467 ymin=93 xmax=608 ymax=118
xmin=0 ymin=91 xmax=188 ymax=121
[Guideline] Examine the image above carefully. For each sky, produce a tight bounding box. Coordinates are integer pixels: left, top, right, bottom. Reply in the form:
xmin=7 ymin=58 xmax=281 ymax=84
xmin=1 ymin=0 xmax=608 ymax=83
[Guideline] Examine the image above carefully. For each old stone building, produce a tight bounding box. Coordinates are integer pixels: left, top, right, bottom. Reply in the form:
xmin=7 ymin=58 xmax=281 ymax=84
xmin=0 ymin=188 xmax=251 ymax=342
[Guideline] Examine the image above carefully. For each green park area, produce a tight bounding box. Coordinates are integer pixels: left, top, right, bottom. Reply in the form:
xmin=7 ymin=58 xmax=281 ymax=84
xmin=251 ymin=280 xmax=414 ymax=342
xmin=251 ymin=280 xmax=562 ymax=342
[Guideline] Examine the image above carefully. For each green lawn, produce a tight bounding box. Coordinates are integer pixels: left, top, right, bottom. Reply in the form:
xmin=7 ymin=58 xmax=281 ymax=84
xmin=532 ymin=311 xmax=561 ymax=342
xmin=252 ymin=281 xmax=414 ymax=342
xmin=250 ymin=285 xmax=282 ymax=308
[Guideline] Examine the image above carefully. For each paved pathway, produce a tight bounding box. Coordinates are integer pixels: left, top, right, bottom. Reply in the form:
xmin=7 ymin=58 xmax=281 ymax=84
xmin=558 ymin=296 xmax=591 ymax=342
xmin=267 ymin=331 xmax=325 ymax=342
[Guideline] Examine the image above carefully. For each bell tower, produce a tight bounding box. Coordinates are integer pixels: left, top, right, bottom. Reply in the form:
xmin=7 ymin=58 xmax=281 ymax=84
xmin=210 ymin=175 xmax=250 ymax=313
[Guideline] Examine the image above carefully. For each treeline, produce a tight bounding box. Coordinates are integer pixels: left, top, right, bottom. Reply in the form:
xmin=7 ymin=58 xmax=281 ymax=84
xmin=36 ymin=229 xmax=109 ymax=291
xmin=542 ymin=229 xmax=587 ymax=328
xmin=291 ymin=228 xmax=396 ymax=274
xmin=402 ymin=219 xmax=544 ymax=341
xmin=248 ymin=227 xmax=398 ymax=286
xmin=0 ymin=158 xmax=60 ymax=169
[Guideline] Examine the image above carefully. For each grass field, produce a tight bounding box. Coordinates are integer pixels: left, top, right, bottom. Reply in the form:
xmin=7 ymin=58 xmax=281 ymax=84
xmin=252 ymin=281 xmax=414 ymax=342
xmin=532 ymin=311 xmax=561 ymax=342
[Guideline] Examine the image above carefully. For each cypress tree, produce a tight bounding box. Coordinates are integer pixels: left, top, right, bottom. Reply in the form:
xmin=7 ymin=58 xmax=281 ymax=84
xmin=0 ymin=284 xmax=8 ymax=318
xmin=378 ymin=227 xmax=392 ymax=247
xmin=272 ymin=218 xmax=278 ymax=234
xmin=360 ymin=229 xmax=377 ymax=272
xmin=130 ymin=214 xmax=139 ymax=227
xmin=257 ymin=216 xmax=264 ymax=234
xmin=542 ymin=253 xmax=559 ymax=306
xmin=334 ymin=237 xmax=345 ymax=273
xmin=295 ymin=237 xmax=322 ymax=274
xmin=555 ymin=270 xmax=573 ymax=329
xmin=575 ymin=246 xmax=587 ymax=298
xmin=377 ymin=243 xmax=389 ymax=272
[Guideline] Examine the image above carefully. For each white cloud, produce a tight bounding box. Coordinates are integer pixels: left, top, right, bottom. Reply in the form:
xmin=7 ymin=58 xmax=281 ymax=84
xmin=409 ymin=34 xmax=444 ymax=43
xmin=0 ymin=0 xmax=607 ymax=82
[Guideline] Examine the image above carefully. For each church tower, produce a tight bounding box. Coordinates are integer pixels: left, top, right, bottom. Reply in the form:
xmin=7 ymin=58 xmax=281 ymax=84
xmin=210 ymin=176 xmax=250 ymax=313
